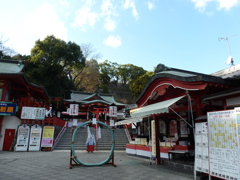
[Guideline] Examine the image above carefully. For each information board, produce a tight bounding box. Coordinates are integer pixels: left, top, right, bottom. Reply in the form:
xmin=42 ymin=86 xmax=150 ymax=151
xmin=194 ymin=122 xmax=209 ymax=174
xmin=41 ymin=126 xmax=55 ymax=147
xmin=15 ymin=124 xmax=30 ymax=151
xmin=21 ymin=107 xmax=46 ymax=120
xmin=208 ymin=110 xmax=240 ymax=180
xmin=28 ymin=124 xmax=42 ymax=151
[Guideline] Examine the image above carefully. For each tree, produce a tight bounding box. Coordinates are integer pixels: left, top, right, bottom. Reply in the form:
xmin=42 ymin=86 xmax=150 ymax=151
xmin=74 ymin=59 xmax=100 ymax=92
xmin=0 ymin=33 xmax=17 ymax=58
xmin=81 ymin=43 xmax=102 ymax=60
xmin=129 ymin=71 xmax=154 ymax=99
xmin=118 ymin=64 xmax=146 ymax=89
xmin=25 ymin=35 xmax=85 ymax=98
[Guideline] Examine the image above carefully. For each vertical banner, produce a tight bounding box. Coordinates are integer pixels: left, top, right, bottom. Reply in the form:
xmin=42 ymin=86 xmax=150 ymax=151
xmin=110 ymin=119 xmax=114 ymax=127
xmin=92 ymin=118 xmax=96 ymax=124
xmin=109 ymin=106 xmax=117 ymax=117
xmin=151 ymin=120 xmax=156 ymax=158
xmin=15 ymin=124 xmax=30 ymax=151
xmin=29 ymin=124 xmax=42 ymax=151
xmin=69 ymin=104 xmax=79 ymax=116
xmin=208 ymin=110 xmax=240 ymax=180
xmin=41 ymin=126 xmax=55 ymax=148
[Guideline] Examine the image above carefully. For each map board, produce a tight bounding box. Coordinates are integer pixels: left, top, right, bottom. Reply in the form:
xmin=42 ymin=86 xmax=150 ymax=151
xmin=207 ymin=109 xmax=240 ymax=180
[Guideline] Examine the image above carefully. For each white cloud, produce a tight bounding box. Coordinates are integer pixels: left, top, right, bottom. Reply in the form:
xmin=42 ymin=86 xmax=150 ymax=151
xmin=23 ymin=4 xmax=68 ymax=40
xmin=103 ymin=35 xmax=121 ymax=47
xmin=217 ymin=0 xmax=239 ymax=10
xmin=104 ymin=18 xmax=116 ymax=31
xmin=148 ymin=1 xmax=155 ymax=10
xmin=71 ymin=1 xmax=98 ymax=31
xmin=123 ymin=0 xmax=139 ymax=19
xmin=8 ymin=3 xmax=68 ymax=55
xmin=191 ymin=0 xmax=240 ymax=12
xmin=101 ymin=0 xmax=118 ymax=31
xmin=59 ymin=0 xmax=70 ymax=8
xmin=101 ymin=0 xmax=114 ymax=16
xmin=191 ymin=0 xmax=213 ymax=12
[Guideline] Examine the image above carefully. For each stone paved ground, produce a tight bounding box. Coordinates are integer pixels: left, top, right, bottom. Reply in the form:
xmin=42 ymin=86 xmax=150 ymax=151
xmin=0 ymin=150 xmax=195 ymax=180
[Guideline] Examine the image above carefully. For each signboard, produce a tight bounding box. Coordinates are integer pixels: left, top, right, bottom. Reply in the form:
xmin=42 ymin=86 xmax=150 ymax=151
xmin=208 ymin=110 xmax=240 ymax=180
xmin=21 ymin=107 xmax=46 ymax=120
xmin=15 ymin=124 xmax=30 ymax=151
xmin=0 ymin=102 xmax=17 ymax=115
xmin=110 ymin=119 xmax=114 ymax=127
xmin=92 ymin=118 xmax=96 ymax=124
xmin=41 ymin=126 xmax=55 ymax=147
xmin=109 ymin=106 xmax=117 ymax=117
xmin=194 ymin=122 xmax=209 ymax=174
xmin=69 ymin=104 xmax=79 ymax=116
xmin=72 ymin=119 xmax=78 ymax=126
xmin=28 ymin=124 xmax=42 ymax=151
xmin=151 ymin=120 xmax=156 ymax=157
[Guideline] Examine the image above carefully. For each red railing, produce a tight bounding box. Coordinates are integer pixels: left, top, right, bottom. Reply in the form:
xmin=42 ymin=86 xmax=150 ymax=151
xmin=53 ymin=121 xmax=68 ymax=149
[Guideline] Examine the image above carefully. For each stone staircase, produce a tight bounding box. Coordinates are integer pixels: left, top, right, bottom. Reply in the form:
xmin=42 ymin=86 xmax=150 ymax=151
xmin=54 ymin=127 xmax=129 ymax=151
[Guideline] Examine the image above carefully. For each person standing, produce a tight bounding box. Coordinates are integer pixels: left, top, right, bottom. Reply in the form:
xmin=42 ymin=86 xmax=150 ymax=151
xmin=86 ymin=134 xmax=96 ymax=153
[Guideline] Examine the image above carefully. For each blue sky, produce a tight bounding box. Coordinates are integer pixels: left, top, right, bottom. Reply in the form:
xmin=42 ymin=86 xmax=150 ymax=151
xmin=1 ymin=0 xmax=240 ymax=74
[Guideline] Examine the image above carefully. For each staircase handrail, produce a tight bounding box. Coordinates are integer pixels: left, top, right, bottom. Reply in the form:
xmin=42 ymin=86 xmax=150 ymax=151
xmin=124 ymin=124 xmax=131 ymax=143
xmin=52 ymin=121 xmax=68 ymax=150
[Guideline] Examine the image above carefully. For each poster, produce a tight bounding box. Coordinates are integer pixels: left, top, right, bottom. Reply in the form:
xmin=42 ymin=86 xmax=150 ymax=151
xmin=29 ymin=125 xmax=42 ymax=151
xmin=159 ymin=120 xmax=166 ymax=134
xmin=16 ymin=124 xmax=30 ymax=151
xmin=169 ymin=120 xmax=177 ymax=137
xmin=180 ymin=121 xmax=188 ymax=135
xmin=41 ymin=126 xmax=55 ymax=147
xmin=208 ymin=110 xmax=240 ymax=180
xmin=194 ymin=122 xmax=209 ymax=173
xmin=151 ymin=120 xmax=156 ymax=157
xmin=21 ymin=107 xmax=46 ymax=120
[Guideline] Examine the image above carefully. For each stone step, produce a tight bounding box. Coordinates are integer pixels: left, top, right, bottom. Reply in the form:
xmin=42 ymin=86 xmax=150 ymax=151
xmin=55 ymin=127 xmax=129 ymax=151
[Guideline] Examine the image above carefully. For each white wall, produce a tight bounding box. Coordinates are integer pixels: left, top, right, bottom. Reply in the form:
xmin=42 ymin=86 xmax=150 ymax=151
xmin=0 ymin=115 xmax=21 ymax=151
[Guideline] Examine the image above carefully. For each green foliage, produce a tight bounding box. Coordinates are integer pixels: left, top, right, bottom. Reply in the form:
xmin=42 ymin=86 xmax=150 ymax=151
xmin=129 ymin=71 xmax=154 ymax=99
xmin=25 ymin=35 xmax=85 ymax=98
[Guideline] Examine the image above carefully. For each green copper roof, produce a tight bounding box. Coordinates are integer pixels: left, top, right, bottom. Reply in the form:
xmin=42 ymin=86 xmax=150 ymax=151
xmin=65 ymin=91 xmax=126 ymax=107
xmin=0 ymin=59 xmax=25 ymax=73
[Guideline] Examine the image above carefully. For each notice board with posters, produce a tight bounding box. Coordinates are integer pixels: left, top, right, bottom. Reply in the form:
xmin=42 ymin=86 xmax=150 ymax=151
xmin=194 ymin=122 xmax=209 ymax=174
xmin=15 ymin=124 xmax=30 ymax=151
xmin=207 ymin=109 xmax=240 ymax=180
xmin=41 ymin=126 xmax=55 ymax=148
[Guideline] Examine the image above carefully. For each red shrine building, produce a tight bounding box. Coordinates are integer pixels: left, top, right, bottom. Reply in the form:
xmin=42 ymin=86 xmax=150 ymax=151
xmin=0 ymin=59 xmax=65 ymax=151
xmin=125 ymin=63 xmax=239 ymax=164
xmin=62 ymin=90 xmax=126 ymax=127
xmin=0 ymin=59 xmax=126 ymax=151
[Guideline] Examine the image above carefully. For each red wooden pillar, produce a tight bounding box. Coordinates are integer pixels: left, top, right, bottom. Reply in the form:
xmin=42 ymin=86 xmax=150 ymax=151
xmin=222 ymin=99 xmax=227 ymax=110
